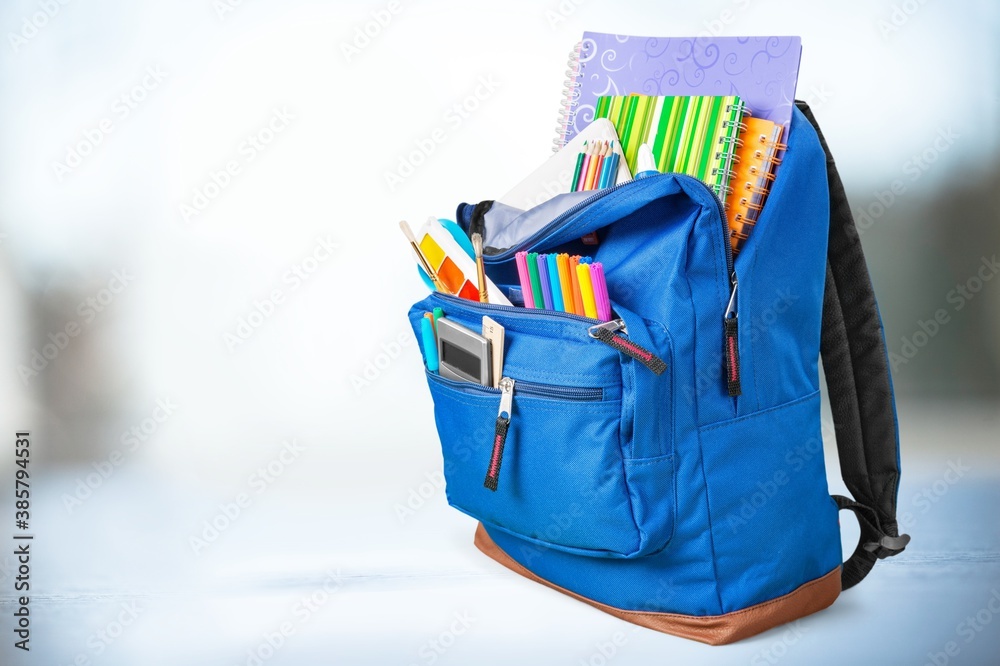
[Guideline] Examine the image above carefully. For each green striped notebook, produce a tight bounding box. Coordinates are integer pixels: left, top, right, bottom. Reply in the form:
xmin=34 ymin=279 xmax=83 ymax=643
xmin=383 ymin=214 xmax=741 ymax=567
xmin=594 ymin=95 xmax=747 ymax=199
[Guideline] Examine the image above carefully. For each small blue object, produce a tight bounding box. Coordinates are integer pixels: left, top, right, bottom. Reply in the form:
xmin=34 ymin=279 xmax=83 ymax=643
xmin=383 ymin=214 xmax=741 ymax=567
xmin=421 ymin=317 xmax=438 ymax=372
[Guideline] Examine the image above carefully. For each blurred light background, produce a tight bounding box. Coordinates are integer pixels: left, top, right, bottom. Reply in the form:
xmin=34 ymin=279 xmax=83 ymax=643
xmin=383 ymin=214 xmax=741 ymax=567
xmin=0 ymin=0 xmax=997 ymax=664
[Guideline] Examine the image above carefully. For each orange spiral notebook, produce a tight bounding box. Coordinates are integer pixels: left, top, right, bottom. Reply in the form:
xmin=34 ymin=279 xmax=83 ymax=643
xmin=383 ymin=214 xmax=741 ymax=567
xmin=725 ymin=117 xmax=786 ymax=255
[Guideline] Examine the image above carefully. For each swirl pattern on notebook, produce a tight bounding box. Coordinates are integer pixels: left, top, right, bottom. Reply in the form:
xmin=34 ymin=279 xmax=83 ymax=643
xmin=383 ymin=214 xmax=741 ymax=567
xmin=556 ymin=33 xmax=801 ymax=149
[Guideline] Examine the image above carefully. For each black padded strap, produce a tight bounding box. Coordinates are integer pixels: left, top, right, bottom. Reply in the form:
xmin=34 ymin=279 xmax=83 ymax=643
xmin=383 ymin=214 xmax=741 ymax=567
xmin=796 ymin=101 xmax=910 ymax=590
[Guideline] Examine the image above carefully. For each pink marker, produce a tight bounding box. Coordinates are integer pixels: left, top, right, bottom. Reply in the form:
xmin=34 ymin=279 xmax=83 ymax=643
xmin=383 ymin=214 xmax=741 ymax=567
xmin=592 ymin=262 xmax=612 ymax=321
xmin=516 ymin=251 xmax=535 ymax=308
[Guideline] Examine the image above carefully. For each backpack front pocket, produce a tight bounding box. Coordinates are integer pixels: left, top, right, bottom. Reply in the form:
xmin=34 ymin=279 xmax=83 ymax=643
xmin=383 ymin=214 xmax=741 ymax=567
xmin=410 ymin=294 xmax=675 ymax=559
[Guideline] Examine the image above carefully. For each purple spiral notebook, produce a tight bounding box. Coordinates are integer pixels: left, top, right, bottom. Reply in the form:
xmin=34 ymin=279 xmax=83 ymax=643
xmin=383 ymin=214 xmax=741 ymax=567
xmin=555 ymin=33 xmax=802 ymax=149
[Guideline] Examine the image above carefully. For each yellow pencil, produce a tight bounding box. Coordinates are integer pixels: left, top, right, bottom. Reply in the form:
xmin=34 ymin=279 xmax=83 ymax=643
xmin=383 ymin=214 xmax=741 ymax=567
xmin=577 ymin=263 xmax=598 ymax=319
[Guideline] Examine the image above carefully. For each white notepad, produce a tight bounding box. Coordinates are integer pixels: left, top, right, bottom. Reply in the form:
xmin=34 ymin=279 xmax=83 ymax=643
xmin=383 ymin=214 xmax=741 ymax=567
xmin=499 ymin=119 xmax=631 ymax=210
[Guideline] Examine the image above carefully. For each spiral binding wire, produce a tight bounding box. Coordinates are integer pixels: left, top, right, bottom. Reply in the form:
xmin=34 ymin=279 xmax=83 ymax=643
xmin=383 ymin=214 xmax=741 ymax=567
xmin=712 ymin=98 xmax=750 ymax=205
xmin=553 ymin=42 xmax=584 ymax=152
xmin=725 ymin=109 xmax=786 ymax=256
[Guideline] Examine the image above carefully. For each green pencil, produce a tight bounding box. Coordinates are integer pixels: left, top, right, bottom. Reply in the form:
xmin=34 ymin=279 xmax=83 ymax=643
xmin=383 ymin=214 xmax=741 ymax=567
xmin=570 ymin=142 xmax=586 ymax=191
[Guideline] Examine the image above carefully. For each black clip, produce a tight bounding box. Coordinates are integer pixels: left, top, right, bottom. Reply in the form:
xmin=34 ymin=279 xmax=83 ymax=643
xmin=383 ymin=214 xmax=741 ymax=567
xmin=863 ymin=533 xmax=911 ymax=559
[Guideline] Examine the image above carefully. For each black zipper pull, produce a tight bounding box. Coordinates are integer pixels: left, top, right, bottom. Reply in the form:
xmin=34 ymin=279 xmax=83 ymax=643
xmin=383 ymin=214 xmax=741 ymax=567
xmin=723 ymin=275 xmax=742 ymax=397
xmin=588 ymin=320 xmax=667 ymax=375
xmin=484 ymin=377 xmax=514 ymax=491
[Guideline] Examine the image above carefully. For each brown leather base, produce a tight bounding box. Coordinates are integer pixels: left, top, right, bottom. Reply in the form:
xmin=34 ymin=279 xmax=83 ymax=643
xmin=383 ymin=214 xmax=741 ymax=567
xmin=474 ymin=523 xmax=841 ymax=645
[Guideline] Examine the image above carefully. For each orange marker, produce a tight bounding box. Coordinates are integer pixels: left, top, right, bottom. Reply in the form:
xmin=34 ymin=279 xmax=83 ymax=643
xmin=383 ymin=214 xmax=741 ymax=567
xmin=557 ymin=254 xmax=575 ymax=314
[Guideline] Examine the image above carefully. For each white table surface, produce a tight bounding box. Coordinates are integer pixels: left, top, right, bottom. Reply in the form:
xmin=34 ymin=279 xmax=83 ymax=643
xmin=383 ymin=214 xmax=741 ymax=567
xmin=1 ymin=400 xmax=998 ymax=665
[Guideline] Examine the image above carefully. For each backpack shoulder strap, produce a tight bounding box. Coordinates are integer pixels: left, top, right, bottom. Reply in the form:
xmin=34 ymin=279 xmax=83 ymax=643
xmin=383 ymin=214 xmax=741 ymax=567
xmin=796 ymin=101 xmax=911 ymax=590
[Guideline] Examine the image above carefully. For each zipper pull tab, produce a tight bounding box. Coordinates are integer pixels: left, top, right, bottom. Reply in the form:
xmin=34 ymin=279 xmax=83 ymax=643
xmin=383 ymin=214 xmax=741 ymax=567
xmin=484 ymin=377 xmax=514 ymax=491
xmin=723 ymin=275 xmax=742 ymax=397
xmin=588 ymin=319 xmax=667 ymax=375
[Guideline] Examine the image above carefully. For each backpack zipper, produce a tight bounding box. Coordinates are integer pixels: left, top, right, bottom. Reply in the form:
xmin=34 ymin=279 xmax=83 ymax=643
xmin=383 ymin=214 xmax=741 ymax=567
xmin=428 ymin=372 xmax=604 ymax=492
xmin=430 ymin=371 xmax=603 ymax=402
xmin=432 ymin=293 xmax=667 ymax=376
xmin=696 ymin=178 xmax=742 ymax=398
xmin=484 ymin=377 xmax=514 ymax=491
xmin=588 ymin=320 xmax=666 ymax=375
xmin=723 ymin=274 xmax=741 ymax=396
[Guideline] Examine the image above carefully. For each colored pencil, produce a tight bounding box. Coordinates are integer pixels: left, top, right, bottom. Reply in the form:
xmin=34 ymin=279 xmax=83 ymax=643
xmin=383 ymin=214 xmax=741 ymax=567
xmin=584 ymin=141 xmax=603 ymax=190
xmin=575 ymin=141 xmax=592 ymax=192
xmin=587 ymin=141 xmax=604 ymax=190
xmin=599 ymin=149 xmax=620 ymax=189
xmin=570 ymin=147 xmax=586 ymax=192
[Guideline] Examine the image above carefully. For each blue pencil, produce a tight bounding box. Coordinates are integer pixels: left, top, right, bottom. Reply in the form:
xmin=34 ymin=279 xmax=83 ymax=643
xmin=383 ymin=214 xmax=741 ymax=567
xmin=537 ymin=254 xmax=554 ymax=310
xmin=600 ymin=151 xmax=621 ymax=189
xmin=546 ymin=253 xmax=564 ymax=311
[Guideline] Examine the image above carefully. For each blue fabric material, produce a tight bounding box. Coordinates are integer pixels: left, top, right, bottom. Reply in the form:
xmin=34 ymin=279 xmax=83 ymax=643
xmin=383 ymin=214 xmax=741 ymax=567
xmin=407 ymin=107 xmax=863 ymax=616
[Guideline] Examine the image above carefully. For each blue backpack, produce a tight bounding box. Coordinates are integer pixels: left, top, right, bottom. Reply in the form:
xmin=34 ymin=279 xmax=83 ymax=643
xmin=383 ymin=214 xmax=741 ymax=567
xmin=406 ymin=102 xmax=910 ymax=644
